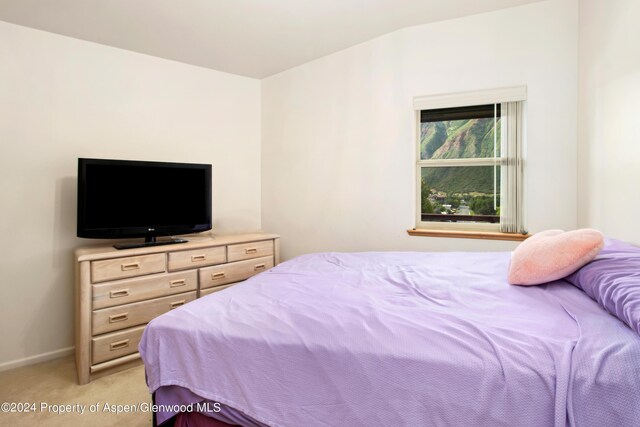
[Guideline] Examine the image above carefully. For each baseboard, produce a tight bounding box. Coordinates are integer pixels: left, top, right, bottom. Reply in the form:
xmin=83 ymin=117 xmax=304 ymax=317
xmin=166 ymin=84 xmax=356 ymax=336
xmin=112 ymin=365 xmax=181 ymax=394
xmin=0 ymin=346 xmax=74 ymax=372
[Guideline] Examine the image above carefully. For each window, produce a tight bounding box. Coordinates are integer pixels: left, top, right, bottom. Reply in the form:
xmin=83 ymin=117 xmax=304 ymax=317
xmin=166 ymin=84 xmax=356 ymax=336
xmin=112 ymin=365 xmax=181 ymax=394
xmin=414 ymin=87 xmax=526 ymax=234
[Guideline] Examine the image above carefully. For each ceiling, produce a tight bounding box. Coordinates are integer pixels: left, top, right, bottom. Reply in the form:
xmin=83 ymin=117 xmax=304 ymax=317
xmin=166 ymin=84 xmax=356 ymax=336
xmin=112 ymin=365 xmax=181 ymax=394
xmin=0 ymin=0 xmax=542 ymax=78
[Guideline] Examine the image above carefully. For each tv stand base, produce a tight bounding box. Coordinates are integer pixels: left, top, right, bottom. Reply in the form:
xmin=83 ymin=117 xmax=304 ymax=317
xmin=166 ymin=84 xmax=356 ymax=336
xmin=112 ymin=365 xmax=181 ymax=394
xmin=114 ymin=238 xmax=188 ymax=250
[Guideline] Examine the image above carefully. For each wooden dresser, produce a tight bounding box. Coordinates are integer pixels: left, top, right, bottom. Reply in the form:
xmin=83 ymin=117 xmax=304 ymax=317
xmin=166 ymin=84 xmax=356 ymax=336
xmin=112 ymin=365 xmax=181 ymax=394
xmin=75 ymin=232 xmax=280 ymax=384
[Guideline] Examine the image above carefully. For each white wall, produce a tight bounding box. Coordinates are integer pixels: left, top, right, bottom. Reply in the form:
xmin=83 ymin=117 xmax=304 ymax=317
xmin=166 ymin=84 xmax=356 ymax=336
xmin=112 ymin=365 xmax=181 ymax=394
xmin=578 ymin=0 xmax=640 ymax=245
xmin=262 ymin=0 xmax=579 ymax=260
xmin=0 ymin=21 xmax=261 ymax=368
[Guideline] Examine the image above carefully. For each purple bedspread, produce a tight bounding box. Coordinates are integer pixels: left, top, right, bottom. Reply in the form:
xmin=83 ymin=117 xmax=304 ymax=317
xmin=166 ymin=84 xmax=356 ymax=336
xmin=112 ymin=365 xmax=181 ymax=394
xmin=140 ymin=251 xmax=640 ymax=427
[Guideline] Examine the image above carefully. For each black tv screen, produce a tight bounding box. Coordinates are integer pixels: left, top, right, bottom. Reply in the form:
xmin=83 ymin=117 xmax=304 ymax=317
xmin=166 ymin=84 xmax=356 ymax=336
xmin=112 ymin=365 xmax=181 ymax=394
xmin=77 ymin=158 xmax=212 ymax=243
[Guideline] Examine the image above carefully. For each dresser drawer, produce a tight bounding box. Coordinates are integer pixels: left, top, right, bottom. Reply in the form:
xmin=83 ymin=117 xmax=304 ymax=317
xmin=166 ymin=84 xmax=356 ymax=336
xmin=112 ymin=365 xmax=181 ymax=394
xmin=92 ymin=270 xmax=197 ymax=310
xmin=200 ymin=284 xmax=232 ymax=297
xmin=168 ymin=246 xmax=226 ymax=271
xmin=200 ymin=256 xmax=273 ymax=289
xmin=91 ymin=254 xmax=166 ymax=283
xmin=227 ymin=240 xmax=274 ymax=262
xmin=91 ymin=325 xmax=145 ymax=364
xmin=92 ymin=291 xmax=196 ymax=335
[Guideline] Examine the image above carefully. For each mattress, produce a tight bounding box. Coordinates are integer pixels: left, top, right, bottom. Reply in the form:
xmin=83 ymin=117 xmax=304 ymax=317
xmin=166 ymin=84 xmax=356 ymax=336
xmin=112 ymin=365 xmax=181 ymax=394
xmin=140 ymin=251 xmax=640 ymax=426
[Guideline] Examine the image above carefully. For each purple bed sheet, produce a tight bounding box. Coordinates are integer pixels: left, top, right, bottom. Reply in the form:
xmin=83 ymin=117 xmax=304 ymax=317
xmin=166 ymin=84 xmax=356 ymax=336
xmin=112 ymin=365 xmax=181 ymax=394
xmin=140 ymin=251 xmax=640 ymax=427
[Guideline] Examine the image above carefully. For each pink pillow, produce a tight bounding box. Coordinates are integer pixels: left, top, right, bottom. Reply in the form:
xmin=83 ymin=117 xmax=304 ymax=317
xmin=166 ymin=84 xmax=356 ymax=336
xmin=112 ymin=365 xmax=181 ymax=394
xmin=508 ymin=229 xmax=604 ymax=286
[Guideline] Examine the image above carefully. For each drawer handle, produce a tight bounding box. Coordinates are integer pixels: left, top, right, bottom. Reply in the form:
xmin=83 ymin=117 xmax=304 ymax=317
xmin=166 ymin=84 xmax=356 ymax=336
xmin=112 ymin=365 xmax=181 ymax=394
xmin=211 ymin=272 xmax=226 ymax=280
xmin=170 ymin=300 xmax=186 ymax=309
xmin=254 ymin=264 xmax=266 ymax=271
xmin=110 ymin=339 xmax=130 ymax=351
xmin=245 ymin=248 xmax=258 ymax=254
xmin=170 ymin=279 xmax=186 ymax=288
xmin=109 ymin=313 xmax=128 ymax=323
xmin=109 ymin=289 xmax=130 ymax=298
xmin=121 ymin=262 xmax=140 ymax=271
xmin=191 ymin=254 xmax=206 ymax=262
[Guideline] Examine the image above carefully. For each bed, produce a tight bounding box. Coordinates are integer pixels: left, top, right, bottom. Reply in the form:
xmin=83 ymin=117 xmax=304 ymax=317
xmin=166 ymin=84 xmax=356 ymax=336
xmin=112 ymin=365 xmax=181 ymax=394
xmin=139 ymin=240 xmax=640 ymax=427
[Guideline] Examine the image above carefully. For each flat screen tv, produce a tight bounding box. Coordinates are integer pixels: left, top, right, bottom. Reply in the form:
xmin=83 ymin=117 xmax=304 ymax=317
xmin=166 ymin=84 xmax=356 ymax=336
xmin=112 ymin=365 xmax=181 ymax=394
xmin=77 ymin=158 xmax=212 ymax=249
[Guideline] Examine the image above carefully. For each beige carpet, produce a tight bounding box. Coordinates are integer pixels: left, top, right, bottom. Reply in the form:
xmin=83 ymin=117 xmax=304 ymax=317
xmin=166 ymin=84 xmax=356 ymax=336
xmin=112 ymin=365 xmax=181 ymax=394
xmin=0 ymin=356 xmax=151 ymax=426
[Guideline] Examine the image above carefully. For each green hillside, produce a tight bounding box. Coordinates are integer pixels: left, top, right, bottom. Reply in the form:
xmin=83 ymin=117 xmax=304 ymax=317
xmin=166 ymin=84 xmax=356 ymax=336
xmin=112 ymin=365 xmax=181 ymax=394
xmin=421 ymin=166 xmax=499 ymax=195
xmin=420 ymin=118 xmax=500 ymax=195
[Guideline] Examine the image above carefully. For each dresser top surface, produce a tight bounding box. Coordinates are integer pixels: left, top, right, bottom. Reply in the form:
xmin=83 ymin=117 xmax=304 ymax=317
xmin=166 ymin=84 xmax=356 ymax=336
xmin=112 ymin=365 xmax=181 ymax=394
xmin=76 ymin=232 xmax=279 ymax=262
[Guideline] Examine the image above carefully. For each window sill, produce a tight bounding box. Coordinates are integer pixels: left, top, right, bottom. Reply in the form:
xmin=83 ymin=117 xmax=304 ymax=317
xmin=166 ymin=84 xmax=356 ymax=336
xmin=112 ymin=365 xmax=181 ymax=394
xmin=407 ymin=228 xmax=531 ymax=241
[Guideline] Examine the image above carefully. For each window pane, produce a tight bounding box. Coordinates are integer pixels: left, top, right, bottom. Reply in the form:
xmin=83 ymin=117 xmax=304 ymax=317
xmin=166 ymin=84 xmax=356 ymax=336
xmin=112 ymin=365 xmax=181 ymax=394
xmin=420 ymin=116 xmax=501 ymax=160
xmin=420 ymin=166 xmax=501 ymax=223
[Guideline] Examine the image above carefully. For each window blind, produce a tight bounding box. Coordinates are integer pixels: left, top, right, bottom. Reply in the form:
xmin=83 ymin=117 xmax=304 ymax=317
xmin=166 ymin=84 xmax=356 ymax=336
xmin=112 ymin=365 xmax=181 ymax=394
xmin=420 ymin=104 xmax=501 ymax=123
xmin=500 ymin=101 xmax=525 ymax=234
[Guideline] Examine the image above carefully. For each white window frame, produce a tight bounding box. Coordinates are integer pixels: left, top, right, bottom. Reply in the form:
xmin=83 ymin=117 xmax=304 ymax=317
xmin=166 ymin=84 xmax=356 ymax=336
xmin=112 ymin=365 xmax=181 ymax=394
xmin=413 ymin=86 xmax=526 ymax=232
